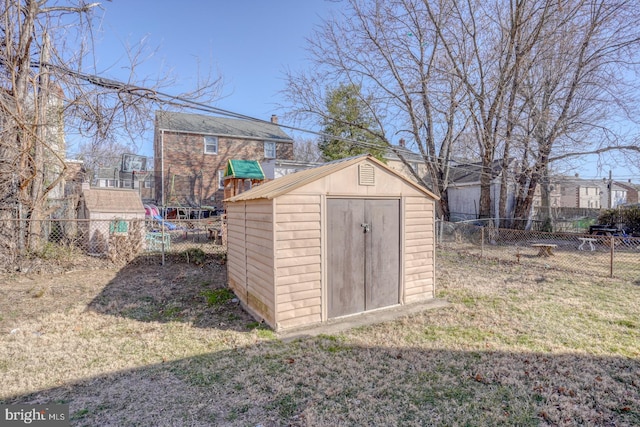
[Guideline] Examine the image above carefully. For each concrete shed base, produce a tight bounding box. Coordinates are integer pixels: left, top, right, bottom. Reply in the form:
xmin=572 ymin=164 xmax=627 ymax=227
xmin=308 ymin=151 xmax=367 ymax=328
xmin=277 ymin=298 xmax=450 ymax=341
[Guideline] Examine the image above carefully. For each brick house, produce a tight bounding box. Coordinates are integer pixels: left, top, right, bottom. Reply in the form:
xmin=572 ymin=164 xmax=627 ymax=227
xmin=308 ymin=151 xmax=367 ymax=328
xmin=153 ymin=111 xmax=294 ymax=210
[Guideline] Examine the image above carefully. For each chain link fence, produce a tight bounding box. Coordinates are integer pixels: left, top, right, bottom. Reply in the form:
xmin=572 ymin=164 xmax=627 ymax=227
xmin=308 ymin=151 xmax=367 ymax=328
xmin=437 ymin=220 xmax=640 ymax=280
xmin=0 ymin=217 xmax=226 ymax=272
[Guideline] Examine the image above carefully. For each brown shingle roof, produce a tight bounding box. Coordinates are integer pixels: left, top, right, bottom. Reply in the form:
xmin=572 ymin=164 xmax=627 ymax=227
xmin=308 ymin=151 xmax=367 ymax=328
xmin=82 ymin=188 xmax=144 ymax=214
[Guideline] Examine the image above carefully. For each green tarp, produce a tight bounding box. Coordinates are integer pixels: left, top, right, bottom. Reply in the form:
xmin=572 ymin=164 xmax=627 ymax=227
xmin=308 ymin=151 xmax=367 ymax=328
xmin=225 ymin=159 xmax=265 ymax=180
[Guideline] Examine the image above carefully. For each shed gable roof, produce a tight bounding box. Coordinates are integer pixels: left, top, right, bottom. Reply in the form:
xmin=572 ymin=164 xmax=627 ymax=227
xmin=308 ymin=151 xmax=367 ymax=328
xmin=82 ymin=188 xmax=145 ymax=214
xmin=225 ymin=155 xmax=439 ymax=202
xmin=156 ymin=111 xmax=293 ymax=142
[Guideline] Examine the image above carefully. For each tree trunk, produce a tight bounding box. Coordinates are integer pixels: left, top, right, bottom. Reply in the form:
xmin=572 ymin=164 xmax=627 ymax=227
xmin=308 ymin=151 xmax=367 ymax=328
xmin=478 ymin=149 xmax=493 ymax=219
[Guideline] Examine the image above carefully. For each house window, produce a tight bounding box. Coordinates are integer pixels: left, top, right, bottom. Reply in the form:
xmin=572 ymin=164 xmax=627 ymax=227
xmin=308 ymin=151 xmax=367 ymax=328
xmin=218 ymin=170 xmax=225 ymax=189
xmin=204 ymin=136 xmax=218 ymax=154
xmin=264 ymin=141 xmax=276 ymax=158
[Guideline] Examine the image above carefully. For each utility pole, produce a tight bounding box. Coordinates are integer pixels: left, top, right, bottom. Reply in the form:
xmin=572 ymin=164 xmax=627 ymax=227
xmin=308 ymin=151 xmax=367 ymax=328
xmin=608 ymin=170 xmax=613 ymax=209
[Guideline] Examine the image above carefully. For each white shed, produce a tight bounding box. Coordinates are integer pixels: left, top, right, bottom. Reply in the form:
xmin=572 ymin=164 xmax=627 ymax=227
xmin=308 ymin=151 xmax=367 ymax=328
xmin=225 ymin=155 xmax=439 ymax=331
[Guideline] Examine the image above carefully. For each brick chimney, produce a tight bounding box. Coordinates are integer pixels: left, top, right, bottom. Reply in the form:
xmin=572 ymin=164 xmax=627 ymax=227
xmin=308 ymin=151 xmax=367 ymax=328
xmin=399 ymin=138 xmax=406 ymax=148
xmin=270 ymin=114 xmax=278 ymax=124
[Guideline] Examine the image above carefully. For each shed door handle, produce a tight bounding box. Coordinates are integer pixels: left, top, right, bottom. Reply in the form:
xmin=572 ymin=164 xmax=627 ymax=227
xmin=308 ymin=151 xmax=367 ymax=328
xmin=361 ymin=223 xmax=370 ymax=233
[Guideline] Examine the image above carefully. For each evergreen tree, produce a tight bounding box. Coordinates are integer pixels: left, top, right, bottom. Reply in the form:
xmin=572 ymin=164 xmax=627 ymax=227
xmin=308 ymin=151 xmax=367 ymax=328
xmin=319 ymin=84 xmax=387 ymax=162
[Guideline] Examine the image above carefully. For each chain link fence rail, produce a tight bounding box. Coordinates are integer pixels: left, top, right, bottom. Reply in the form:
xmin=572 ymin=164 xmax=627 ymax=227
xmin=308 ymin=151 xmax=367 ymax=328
xmin=436 ymin=220 xmax=640 ymax=280
xmin=0 ymin=217 xmax=226 ymax=271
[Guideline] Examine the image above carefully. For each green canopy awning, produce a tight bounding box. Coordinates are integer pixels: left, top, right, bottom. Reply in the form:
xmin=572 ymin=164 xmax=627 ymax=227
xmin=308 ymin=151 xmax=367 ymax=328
xmin=224 ymin=159 xmax=265 ymax=180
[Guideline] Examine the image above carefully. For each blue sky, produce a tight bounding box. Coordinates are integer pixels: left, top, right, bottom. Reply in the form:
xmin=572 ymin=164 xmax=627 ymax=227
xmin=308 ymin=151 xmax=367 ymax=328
xmin=87 ymin=1 xmax=635 ymax=181
xmin=90 ymin=0 xmax=337 ymax=153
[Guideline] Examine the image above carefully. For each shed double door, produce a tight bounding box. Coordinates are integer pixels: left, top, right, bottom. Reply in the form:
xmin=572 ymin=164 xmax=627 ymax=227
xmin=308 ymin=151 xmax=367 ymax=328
xmin=327 ymin=198 xmax=400 ymax=318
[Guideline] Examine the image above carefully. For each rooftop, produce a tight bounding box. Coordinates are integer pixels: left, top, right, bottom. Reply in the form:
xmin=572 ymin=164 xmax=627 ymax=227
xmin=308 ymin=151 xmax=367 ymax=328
xmin=156 ymin=111 xmax=294 ymax=142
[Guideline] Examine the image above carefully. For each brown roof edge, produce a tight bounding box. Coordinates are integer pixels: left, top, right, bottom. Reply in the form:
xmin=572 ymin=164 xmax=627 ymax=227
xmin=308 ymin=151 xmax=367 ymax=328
xmin=225 ymin=155 xmax=440 ymax=202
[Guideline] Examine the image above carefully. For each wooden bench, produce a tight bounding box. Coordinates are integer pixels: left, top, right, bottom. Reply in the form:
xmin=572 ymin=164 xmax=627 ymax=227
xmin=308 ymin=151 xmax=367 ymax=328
xmin=578 ymin=237 xmax=597 ymax=251
xmin=532 ymin=243 xmax=557 ymax=257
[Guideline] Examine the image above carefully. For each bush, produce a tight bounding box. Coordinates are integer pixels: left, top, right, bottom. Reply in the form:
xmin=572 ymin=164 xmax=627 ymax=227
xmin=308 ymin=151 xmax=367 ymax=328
xmin=598 ymin=206 xmax=640 ymax=234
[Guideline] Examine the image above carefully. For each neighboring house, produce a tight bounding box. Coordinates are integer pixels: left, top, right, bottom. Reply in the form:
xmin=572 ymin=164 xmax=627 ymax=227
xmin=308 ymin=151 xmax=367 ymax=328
xmin=92 ymin=161 xmax=155 ymax=202
xmin=154 ymin=111 xmax=294 ymax=210
xmin=614 ymin=180 xmax=638 ymax=205
xmin=261 ymin=158 xmax=322 ymax=180
xmin=93 ymin=167 xmax=121 ymax=189
xmin=446 ymin=159 xmax=518 ymax=223
xmin=384 ymin=139 xmax=429 ymax=185
xmin=260 ymin=139 xmax=430 ymax=183
xmin=540 ymin=176 xmax=631 ymax=209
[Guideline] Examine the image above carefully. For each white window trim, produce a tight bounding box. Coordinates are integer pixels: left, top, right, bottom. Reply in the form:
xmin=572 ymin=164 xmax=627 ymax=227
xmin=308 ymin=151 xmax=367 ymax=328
xmin=204 ymin=135 xmax=218 ymax=155
xmin=264 ymin=141 xmax=276 ymax=159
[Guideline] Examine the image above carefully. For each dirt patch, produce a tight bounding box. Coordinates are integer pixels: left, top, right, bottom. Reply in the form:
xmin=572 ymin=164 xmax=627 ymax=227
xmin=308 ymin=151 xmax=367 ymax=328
xmin=0 ymin=254 xmax=259 ymax=334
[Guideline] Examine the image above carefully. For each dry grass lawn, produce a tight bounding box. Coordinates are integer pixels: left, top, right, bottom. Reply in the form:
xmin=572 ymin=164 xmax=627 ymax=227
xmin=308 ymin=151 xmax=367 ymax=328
xmin=1 ymin=250 xmax=639 ymax=426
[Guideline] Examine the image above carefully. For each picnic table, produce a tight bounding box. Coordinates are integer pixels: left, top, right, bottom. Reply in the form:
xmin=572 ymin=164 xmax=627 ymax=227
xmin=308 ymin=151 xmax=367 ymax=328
xmin=578 ymin=237 xmax=597 ymax=251
xmin=532 ymin=243 xmax=557 ymax=257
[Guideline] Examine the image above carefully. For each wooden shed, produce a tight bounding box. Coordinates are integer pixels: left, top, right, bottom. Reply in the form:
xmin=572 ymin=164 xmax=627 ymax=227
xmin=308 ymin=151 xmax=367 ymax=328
xmin=225 ymin=155 xmax=439 ymax=331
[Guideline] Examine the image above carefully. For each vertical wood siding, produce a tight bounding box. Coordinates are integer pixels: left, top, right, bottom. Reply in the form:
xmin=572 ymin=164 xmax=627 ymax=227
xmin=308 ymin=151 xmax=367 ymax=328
xmin=403 ymin=196 xmax=435 ymax=303
xmin=274 ymin=194 xmax=322 ymax=329
xmin=226 ymin=202 xmax=246 ymax=298
xmin=227 ymin=200 xmax=276 ymax=325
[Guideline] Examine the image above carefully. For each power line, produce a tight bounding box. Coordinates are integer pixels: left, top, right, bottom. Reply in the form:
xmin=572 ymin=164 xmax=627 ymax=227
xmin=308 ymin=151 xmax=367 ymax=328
xmin=28 ymin=60 xmax=640 ymax=183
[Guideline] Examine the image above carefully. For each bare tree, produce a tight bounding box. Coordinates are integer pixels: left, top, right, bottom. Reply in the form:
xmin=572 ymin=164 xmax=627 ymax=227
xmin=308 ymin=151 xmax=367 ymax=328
xmin=293 ymin=137 xmax=322 ymax=163
xmin=427 ymin=0 xmax=640 ymax=225
xmin=283 ymin=0 xmax=470 ymax=218
xmin=287 ymin=0 xmax=640 ymax=224
xmin=0 ymin=0 xmax=222 ymax=251
xmin=508 ymin=0 xmax=640 ymax=227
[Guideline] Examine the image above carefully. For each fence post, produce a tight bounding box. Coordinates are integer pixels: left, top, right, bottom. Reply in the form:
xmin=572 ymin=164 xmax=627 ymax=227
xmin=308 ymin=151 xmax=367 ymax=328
xmin=481 ymin=227 xmax=484 ymax=258
xmin=161 ymin=215 xmax=166 ymax=266
xmin=610 ymin=235 xmax=614 ymax=278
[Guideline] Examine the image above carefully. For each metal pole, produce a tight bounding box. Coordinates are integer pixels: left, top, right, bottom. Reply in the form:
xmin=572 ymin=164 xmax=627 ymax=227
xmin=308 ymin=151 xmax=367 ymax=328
xmin=610 ymin=235 xmax=614 ymax=278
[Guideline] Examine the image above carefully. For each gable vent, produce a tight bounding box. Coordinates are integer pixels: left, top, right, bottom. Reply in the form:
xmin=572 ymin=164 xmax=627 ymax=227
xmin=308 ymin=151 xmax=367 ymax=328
xmin=359 ymin=164 xmax=375 ymax=186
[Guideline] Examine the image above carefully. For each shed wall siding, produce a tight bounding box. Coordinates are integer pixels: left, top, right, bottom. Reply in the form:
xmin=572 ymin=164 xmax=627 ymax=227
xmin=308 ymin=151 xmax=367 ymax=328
xmin=274 ymin=194 xmax=322 ymax=329
xmin=227 ymin=200 xmax=277 ymax=325
xmin=244 ymin=200 xmax=275 ymax=324
xmin=227 ymin=202 xmax=247 ymax=301
xmin=227 ymin=158 xmax=437 ymax=331
xmin=403 ymin=196 xmax=435 ymax=303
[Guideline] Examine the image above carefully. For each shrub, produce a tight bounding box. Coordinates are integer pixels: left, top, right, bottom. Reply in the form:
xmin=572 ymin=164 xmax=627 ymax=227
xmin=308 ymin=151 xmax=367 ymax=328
xmin=598 ymin=206 xmax=640 ymax=234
